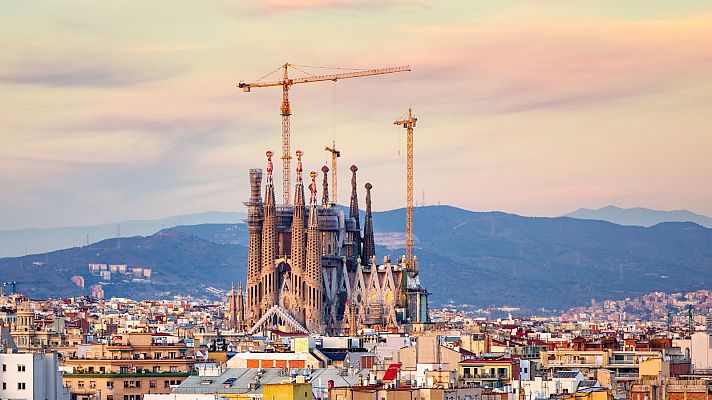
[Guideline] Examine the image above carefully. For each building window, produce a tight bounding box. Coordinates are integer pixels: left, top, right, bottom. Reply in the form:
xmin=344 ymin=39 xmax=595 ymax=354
xmin=2 ymin=382 xmax=6 ymax=390
xmin=107 ymin=396 xmax=113 ymax=400
xmin=90 ymin=381 xmax=96 ymax=388
xmin=17 ymin=364 xmax=26 ymax=372
xmin=107 ymin=381 xmax=113 ymax=389
xmin=150 ymin=380 xmax=156 ymax=388
xmin=120 ymin=366 xmax=128 ymax=374
xmin=78 ymin=381 xmax=85 ymax=388
xmin=18 ymin=382 xmax=27 ymax=390
xmin=2 ymin=364 xmax=5 ymax=371
xmin=169 ymin=366 xmax=177 ymax=372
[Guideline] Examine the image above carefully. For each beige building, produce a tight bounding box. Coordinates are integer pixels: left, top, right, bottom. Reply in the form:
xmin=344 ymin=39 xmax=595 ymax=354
xmin=393 ymin=336 xmax=464 ymax=386
xmin=62 ymin=333 xmax=194 ymax=400
xmin=540 ymin=349 xmax=661 ymax=381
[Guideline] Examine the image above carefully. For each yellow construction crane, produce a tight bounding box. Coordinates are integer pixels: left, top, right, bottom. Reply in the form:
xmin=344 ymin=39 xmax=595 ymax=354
xmin=238 ymin=63 xmax=411 ymax=205
xmin=394 ymin=108 xmax=417 ymax=266
xmin=324 ymin=140 xmax=340 ymax=205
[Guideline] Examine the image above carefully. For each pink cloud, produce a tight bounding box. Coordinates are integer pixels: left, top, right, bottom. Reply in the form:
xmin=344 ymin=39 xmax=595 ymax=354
xmin=396 ymin=15 xmax=712 ymax=113
xmin=217 ymin=0 xmax=421 ymax=15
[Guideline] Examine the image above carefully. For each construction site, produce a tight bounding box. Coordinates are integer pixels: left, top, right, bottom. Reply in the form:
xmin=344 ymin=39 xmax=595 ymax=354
xmin=226 ymin=63 xmax=430 ymax=335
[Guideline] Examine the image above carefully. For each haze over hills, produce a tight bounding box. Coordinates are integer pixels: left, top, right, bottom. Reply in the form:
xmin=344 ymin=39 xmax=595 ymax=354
xmin=2 ymin=205 xmax=711 ymax=312
xmin=0 ymin=211 xmax=246 ymax=258
xmin=565 ymin=205 xmax=712 ymax=228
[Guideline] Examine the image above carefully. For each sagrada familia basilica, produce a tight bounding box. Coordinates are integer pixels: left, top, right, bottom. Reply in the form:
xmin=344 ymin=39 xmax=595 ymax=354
xmin=227 ymin=151 xmax=429 ymax=335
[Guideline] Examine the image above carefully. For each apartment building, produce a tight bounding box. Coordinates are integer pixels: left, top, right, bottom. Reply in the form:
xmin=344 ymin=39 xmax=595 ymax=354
xmin=62 ymin=333 xmax=194 ymax=400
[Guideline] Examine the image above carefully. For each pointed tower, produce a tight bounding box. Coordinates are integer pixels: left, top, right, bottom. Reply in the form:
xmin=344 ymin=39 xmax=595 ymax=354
xmin=261 ymin=151 xmax=279 ymax=314
xmin=290 ymin=150 xmax=306 ymax=319
xmin=349 ymin=165 xmax=362 ymax=259
xmin=236 ymin=281 xmax=245 ymax=332
xmin=305 ymin=171 xmax=323 ymax=332
xmin=228 ymin=281 xmax=238 ymax=330
xmin=321 ymin=165 xmax=330 ymax=206
xmin=245 ymin=167 xmax=264 ymax=326
xmin=362 ymin=182 xmax=376 ymax=263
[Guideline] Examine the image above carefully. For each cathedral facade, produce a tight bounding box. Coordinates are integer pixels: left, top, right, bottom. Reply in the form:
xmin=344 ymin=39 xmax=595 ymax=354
xmin=228 ymin=151 xmax=429 ymax=335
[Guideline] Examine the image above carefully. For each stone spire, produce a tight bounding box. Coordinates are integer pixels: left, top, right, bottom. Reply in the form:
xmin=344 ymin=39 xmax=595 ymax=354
xmin=291 ymin=151 xmax=306 ymax=308
xmin=321 ymin=165 xmax=330 ymax=206
xmin=349 ymin=165 xmax=362 ymax=259
xmin=305 ymin=171 xmax=322 ymax=332
xmin=228 ymin=281 xmax=237 ymax=330
xmin=261 ymin=151 xmax=278 ymax=313
xmin=236 ymin=281 xmax=245 ymax=332
xmin=245 ymin=166 xmax=264 ymax=326
xmin=362 ymin=182 xmax=375 ymax=263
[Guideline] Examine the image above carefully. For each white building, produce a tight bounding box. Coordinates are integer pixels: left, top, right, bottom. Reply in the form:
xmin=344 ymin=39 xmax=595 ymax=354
xmin=690 ymin=331 xmax=712 ymax=370
xmin=0 ymin=352 xmax=70 ymax=400
xmin=519 ymin=370 xmax=586 ymax=399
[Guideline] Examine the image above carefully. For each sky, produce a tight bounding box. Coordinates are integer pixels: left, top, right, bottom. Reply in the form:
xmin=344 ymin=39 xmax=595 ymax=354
xmin=1 ymin=0 xmax=711 ymax=230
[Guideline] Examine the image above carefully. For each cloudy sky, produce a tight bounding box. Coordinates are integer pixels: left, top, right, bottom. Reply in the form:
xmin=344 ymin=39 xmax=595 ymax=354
xmin=1 ymin=1 xmax=711 ymax=230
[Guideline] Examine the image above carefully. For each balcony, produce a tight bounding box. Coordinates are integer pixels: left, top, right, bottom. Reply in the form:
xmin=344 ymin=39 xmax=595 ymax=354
xmin=461 ymin=373 xmax=509 ymax=380
xmin=609 ymin=359 xmax=637 ymax=366
xmin=63 ymin=371 xmax=193 ymax=379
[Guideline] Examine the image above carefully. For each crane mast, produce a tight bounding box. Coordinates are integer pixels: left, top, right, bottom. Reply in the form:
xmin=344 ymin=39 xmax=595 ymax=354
xmin=238 ymin=63 xmax=411 ymax=205
xmin=325 ymin=141 xmax=340 ymax=205
xmin=280 ymin=65 xmax=292 ymax=205
xmin=394 ymin=108 xmax=417 ymax=267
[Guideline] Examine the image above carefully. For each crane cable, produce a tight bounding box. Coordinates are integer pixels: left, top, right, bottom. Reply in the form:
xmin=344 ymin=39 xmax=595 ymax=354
xmin=253 ymin=65 xmax=283 ymax=83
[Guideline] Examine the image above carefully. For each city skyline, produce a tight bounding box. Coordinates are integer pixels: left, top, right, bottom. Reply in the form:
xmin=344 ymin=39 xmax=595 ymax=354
xmin=2 ymin=1 xmax=712 ymax=230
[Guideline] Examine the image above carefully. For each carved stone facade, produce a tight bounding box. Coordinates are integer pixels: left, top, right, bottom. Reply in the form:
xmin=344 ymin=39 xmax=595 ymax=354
xmin=237 ymin=151 xmax=430 ymax=335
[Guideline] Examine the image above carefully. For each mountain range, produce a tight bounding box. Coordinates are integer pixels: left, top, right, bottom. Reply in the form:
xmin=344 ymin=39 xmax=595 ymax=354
xmin=565 ymin=205 xmax=712 ymax=228
xmin=2 ymin=205 xmax=711 ymax=313
xmin=0 ymin=211 xmax=246 ymax=258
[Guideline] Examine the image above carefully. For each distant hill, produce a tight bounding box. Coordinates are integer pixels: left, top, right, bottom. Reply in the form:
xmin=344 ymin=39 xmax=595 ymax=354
xmin=0 ymin=211 xmax=246 ymax=258
xmin=2 ymin=206 xmax=712 ymax=311
xmin=565 ymin=205 xmax=712 ymax=228
xmin=0 ymin=229 xmax=246 ymax=300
